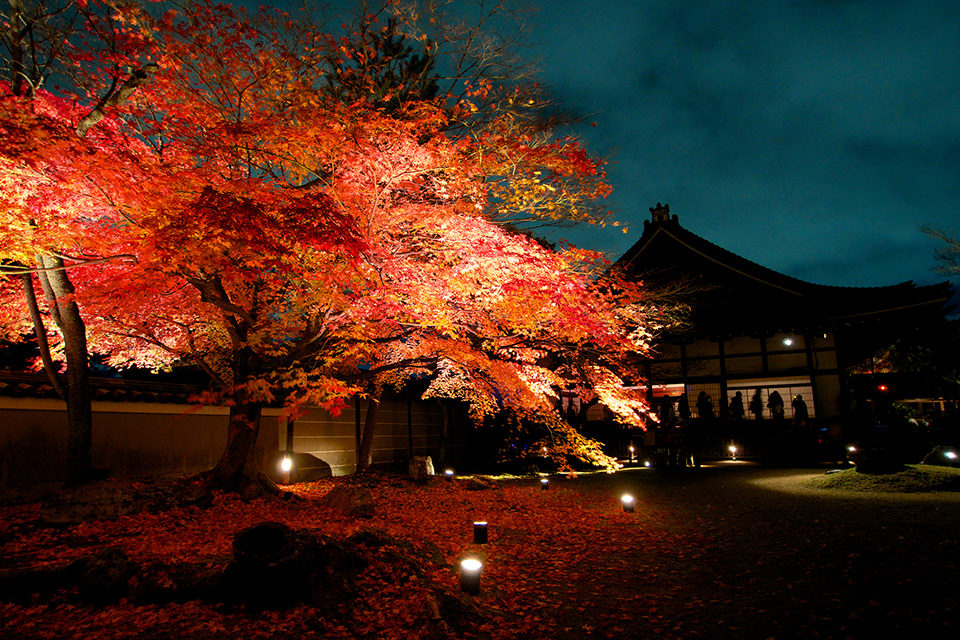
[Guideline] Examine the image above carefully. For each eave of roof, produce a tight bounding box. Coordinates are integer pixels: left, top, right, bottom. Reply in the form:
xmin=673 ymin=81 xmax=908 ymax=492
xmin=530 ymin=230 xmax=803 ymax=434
xmin=617 ymin=217 xmax=953 ymax=318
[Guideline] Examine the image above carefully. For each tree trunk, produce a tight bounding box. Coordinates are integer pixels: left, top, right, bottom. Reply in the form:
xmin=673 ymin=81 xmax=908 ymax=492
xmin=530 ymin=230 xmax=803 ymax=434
xmin=206 ymin=398 xmax=277 ymax=495
xmin=21 ymin=273 xmax=65 ymax=398
xmin=37 ymin=257 xmax=94 ymax=485
xmin=356 ymin=395 xmax=380 ymax=474
xmin=437 ymin=401 xmax=448 ymax=467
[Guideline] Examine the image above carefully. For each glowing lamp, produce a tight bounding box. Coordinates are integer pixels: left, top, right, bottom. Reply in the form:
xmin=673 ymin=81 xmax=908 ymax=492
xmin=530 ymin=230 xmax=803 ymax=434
xmin=847 ymin=445 xmax=857 ymax=453
xmin=460 ymin=558 xmax=483 ymax=594
xmin=783 ymin=337 xmax=794 ymax=346
xmin=621 ymin=494 xmax=635 ymax=513
xmin=945 ymin=451 xmax=958 ymax=461
xmin=444 ymin=468 xmax=455 ymax=481
xmin=473 ymin=521 xmax=488 ymax=544
xmin=279 ymin=454 xmax=293 ymax=485
xmin=644 ymin=460 xmax=651 ymax=468
xmin=878 ymin=385 xmax=889 ymax=392
xmin=540 ymin=478 xmax=549 ymax=490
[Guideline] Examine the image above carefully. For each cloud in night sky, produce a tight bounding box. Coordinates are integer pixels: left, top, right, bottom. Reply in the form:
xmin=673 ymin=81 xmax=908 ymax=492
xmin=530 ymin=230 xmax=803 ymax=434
xmin=525 ymin=0 xmax=960 ymax=288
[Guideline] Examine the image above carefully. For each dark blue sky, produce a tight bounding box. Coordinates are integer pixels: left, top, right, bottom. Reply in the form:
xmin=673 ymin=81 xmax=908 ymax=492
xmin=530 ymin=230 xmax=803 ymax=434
xmin=525 ymin=0 xmax=960 ymax=288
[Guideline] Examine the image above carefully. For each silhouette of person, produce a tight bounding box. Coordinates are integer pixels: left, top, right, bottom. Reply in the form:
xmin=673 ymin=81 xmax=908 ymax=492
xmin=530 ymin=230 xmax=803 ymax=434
xmin=659 ymin=396 xmax=677 ymax=429
xmin=677 ymin=393 xmax=691 ymax=421
xmin=750 ymin=388 xmax=764 ymax=420
xmin=792 ymin=394 xmax=809 ymax=425
xmin=696 ymin=391 xmax=714 ymax=421
xmin=729 ymin=391 xmax=745 ymax=420
xmin=768 ymin=390 xmax=785 ymax=423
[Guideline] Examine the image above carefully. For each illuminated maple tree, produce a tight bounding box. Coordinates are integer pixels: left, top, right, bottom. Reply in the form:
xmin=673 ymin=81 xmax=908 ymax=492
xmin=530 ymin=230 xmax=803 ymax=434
xmin=1 ymin=1 xmax=657 ymax=492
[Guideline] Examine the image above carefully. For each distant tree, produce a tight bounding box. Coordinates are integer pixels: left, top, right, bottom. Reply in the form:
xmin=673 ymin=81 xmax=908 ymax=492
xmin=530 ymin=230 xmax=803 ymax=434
xmin=922 ymin=226 xmax=960 ymax=276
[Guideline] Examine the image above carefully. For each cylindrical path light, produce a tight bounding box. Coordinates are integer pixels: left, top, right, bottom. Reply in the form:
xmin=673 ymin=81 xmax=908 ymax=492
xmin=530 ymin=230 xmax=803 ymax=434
xmin=473 ymin=521 xmax=488 ymax=544
xmin=460 ymin=558 xmax=483 ymax=594
xmin=621 ymin=494 xmax=635 ymax=513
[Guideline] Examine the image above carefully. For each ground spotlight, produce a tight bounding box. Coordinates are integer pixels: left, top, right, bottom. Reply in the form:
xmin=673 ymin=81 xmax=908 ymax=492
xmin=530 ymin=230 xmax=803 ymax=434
xmin=280 ymin=455 xmax=293 ymax=484
xmin=460 ymin=558 xmax=483 ymax=594
xmin=621 ymin=494 xmax=635 ymax=513
xmin=444 ymin=468 xmax=455 ymax=481
xmin=540 ymin=477 xmax=549 ymax=490
xmin=728 ymin=444 xmax=738 ymax=461
xmin=473 ymin=521 xmax=488 ymax=544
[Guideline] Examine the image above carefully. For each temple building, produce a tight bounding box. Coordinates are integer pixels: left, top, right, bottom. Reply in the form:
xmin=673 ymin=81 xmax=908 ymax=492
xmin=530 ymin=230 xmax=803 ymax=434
xmin=616 ymin=203 xmax=954 ymax=425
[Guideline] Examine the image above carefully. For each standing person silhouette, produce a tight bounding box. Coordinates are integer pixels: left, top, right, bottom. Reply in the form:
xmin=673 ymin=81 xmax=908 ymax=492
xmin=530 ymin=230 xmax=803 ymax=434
xmin=730 ymin=391 xmax=745 ymax=420
xmin=678 ymin=393 xmax=691 ymax=422
xmin=768 ymin=390 xmax=785 ymax=424
xmin=696 ymin=391 xmax=714 ymax=421
xmin=750 ymin=388 xmax=764 ymax=420
xmin=792 ymin=394 xmax=809 ymax=425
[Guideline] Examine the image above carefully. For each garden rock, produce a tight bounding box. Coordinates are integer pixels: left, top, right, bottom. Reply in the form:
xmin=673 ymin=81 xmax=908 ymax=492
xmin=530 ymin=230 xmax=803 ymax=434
xmin=921 ymin=446 xmax=960 ymax=468
xmin=462 ymin=476 xmax=496 ymax=491
xmin=321 ymin=485 xmax=375 ymax=519
xmin=852 ymin=447 xmax=907 ymax=474
xmin=408 ymin=456 xmax=435 ymax=481
xmin=67 ymin=546 xmax=134 ymax=603
xmin=222 ymin=522 xmax=308 ymax=607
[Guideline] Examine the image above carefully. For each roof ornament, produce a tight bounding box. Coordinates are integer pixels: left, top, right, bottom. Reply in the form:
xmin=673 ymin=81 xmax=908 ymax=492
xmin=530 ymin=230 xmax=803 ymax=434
xmin=650 ymin=202 xmax=670 ymax=223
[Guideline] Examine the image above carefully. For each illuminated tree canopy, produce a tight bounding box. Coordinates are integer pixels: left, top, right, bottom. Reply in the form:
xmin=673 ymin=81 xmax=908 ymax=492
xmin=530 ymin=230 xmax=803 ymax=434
xmin=0 ymin=0 xmax=659 ymax=492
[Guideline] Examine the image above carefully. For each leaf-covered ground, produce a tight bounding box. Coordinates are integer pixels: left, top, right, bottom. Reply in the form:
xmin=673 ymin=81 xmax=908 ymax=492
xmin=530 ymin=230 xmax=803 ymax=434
xmin=1 ymin=465 xmax=958 ymax=639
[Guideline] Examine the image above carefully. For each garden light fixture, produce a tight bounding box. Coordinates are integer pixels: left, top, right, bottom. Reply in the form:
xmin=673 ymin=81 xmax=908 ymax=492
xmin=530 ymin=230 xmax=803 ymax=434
xmin=444 ymin=468 xmax=455 ymax=481
xmin=540 ymin=478 xmax=549 ymax=490
xmin=473 ymin=521 xmax=488 ymax=544
xmin=621 ymin=494 xmax=635 ymax=513
xmin=280 ymin=455 xmax=293 ymax=484
xmin=460 ymin=558 xmax=483 ymax=594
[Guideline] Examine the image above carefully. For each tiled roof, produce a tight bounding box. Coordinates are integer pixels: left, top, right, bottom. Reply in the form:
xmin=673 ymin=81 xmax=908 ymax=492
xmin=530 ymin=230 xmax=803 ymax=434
xmin=0 ymin=372 xmax=205 ymax=404
xmin=617 ymin=210 xmax=953 ymax=334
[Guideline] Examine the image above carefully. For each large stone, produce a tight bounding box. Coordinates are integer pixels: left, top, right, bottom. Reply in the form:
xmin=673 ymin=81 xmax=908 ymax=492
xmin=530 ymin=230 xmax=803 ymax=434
xmin=462 ymin=475 xmax=496 ymax=491
xmin=321 ymin=485 xmax=375 ymax=519
xmin=67 ymin=547 xmax=134 ymax=603
xmin=921 ymin=446 xmax=960 ymax=468
xmin=222 ymin=522 xmax=307 ymax=607
xmin=852 ymin=447 xmax=906 ymax=474
xmin=408 ymin=456 xmax=435 ymax=482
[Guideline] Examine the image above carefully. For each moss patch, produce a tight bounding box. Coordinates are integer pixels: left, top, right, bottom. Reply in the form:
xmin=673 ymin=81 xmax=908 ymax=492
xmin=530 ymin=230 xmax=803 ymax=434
xmin=804 ymin=465 xmax=960 ymax=493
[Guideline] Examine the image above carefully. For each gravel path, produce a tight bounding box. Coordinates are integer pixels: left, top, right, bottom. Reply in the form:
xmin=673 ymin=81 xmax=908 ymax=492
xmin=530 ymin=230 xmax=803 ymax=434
xmin=554 ymin=464 xmax=960 ymax=639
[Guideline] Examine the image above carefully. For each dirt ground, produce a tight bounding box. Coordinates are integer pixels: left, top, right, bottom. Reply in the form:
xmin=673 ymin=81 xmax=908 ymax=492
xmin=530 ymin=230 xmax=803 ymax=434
xmin=1 ymin=463 xmax=957 ymax=639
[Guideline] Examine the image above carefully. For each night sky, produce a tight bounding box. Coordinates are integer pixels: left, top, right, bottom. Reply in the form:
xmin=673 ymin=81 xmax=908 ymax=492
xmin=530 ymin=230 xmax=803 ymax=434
xmin=524 ymin=0 xmax=960 ymax=289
